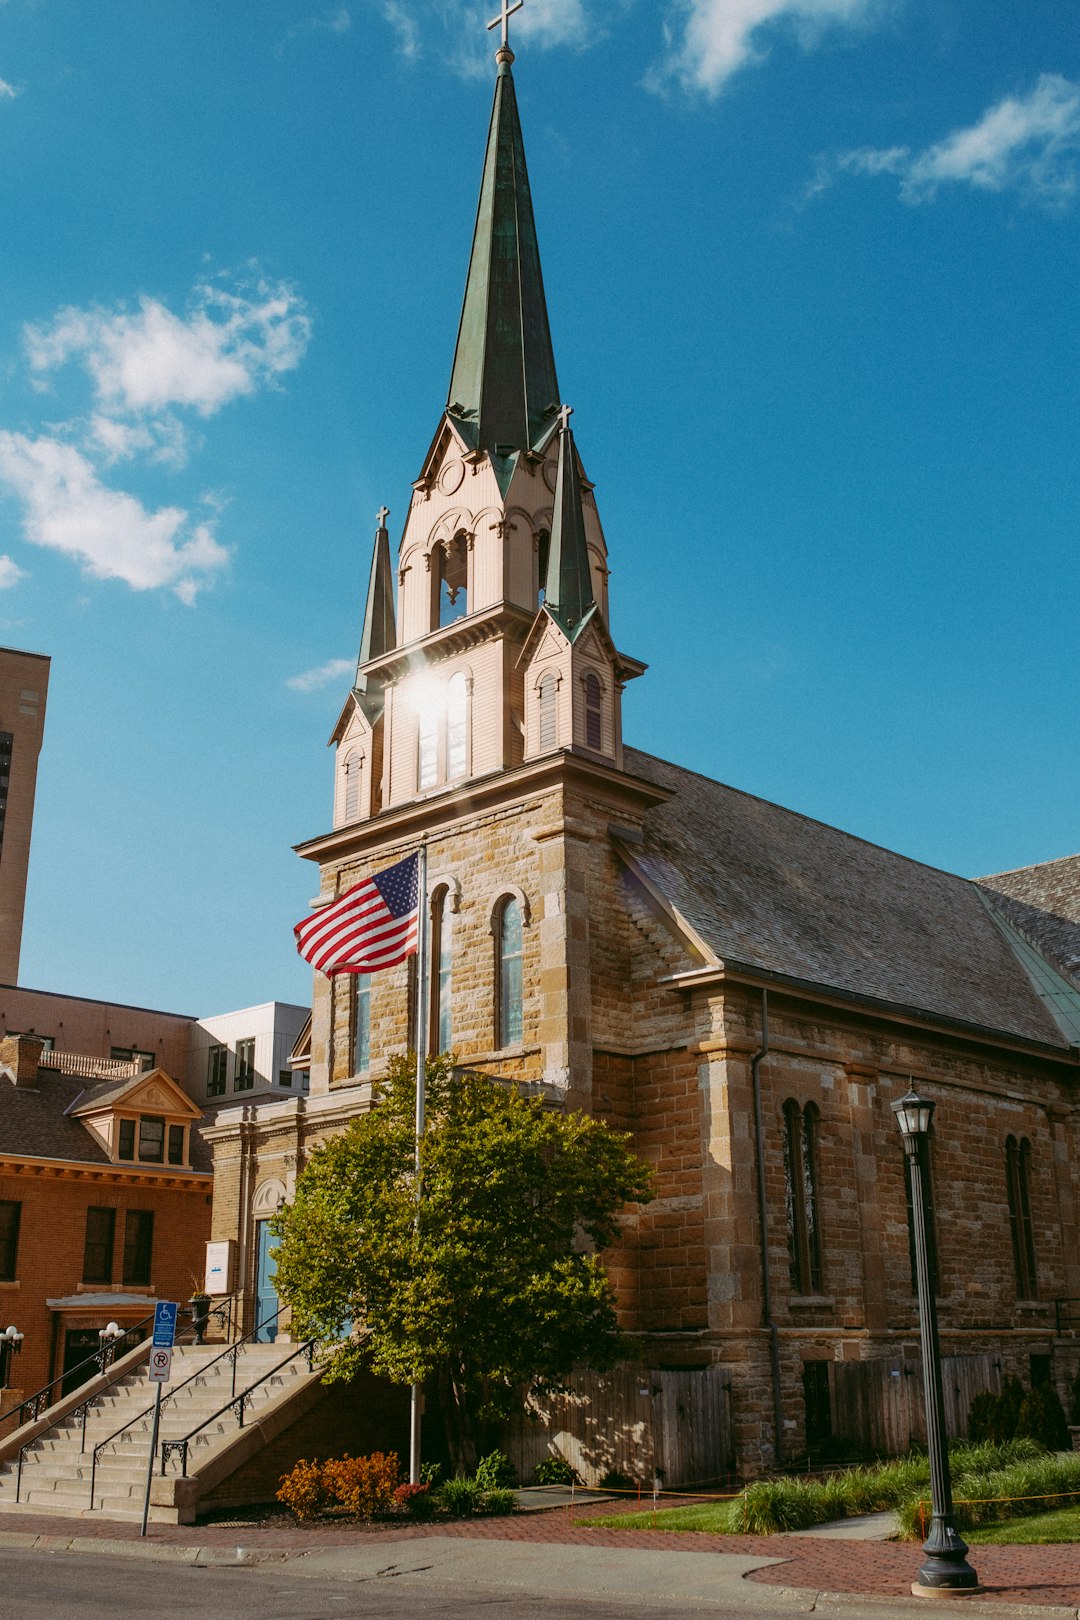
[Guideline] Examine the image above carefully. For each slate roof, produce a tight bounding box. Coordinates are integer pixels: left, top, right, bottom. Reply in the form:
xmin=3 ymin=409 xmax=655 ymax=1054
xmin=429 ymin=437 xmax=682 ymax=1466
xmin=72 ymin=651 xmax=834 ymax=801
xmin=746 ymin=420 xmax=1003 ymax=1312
xmin=624 ymin=748 xmax=1076 ymax=1053
xmin=978 ymin=857 xmax=1080 ymax=986
xmin=0 ymin=1068 xmax=212 ymax=1170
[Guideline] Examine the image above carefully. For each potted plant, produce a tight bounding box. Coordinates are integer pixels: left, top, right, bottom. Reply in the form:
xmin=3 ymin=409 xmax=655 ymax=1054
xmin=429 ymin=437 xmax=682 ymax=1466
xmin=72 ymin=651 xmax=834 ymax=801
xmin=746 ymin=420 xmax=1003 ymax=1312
xmin=187 ymin=1278 xmax=211 ymax=1344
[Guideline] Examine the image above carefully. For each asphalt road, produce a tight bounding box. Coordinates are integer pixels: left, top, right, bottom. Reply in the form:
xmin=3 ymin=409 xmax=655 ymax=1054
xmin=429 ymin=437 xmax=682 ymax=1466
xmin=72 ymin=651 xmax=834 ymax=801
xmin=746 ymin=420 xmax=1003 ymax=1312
xmin=0 ymin=1544 xmax=1003 ymax=1620
xmin=0 ymin=1548 xmax=784 ymax=1620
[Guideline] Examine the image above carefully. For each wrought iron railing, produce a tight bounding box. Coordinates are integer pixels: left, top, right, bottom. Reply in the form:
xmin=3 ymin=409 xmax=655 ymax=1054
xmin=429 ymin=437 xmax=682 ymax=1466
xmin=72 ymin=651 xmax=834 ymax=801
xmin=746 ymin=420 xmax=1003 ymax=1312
xmin=160 ymin=1335 xmax=319 ymax=1479
xmin=1 ymin=1312 xmax=155 ymax=1431
xmin=87 ymin=1301 xmax=285 ymax=1508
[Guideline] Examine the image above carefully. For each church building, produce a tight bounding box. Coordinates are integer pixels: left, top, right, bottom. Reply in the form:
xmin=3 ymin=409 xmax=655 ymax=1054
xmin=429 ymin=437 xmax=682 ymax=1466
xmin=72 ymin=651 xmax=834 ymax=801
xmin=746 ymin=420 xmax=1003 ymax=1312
xmin=205 ymin=29 xmax=1080 ymax=1478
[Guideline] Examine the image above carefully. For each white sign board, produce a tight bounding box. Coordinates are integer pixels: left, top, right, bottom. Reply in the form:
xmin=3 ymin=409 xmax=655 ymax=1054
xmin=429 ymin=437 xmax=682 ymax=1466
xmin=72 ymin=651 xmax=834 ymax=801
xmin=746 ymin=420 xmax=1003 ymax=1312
xmin=205 ymin=1239 xmax=234 ymax=1297
xmin=148 ymin=1346 xmax=173 ymax=1383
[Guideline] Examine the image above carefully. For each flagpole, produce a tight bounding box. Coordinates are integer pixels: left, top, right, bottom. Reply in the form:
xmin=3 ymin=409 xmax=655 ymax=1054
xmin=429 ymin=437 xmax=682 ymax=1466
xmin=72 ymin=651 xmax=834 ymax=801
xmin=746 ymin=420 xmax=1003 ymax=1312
xmin=409 ymin=839 xmax=429 ymax=1486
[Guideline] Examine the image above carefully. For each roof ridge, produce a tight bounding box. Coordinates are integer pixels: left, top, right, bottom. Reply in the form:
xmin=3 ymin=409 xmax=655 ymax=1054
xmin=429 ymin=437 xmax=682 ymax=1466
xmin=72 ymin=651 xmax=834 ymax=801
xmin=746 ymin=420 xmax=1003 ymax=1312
xmin=979 ymin=854 xmax=1080 ymax=882
xmin=625 ymin=745 xmax=975 ymax=889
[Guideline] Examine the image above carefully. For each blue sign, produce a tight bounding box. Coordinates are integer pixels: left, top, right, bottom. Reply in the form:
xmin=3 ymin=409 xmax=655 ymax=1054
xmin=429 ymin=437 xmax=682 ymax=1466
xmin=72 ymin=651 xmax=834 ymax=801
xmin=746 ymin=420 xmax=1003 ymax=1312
xmin=152 ymin=1301 xmax=178 ymax=1348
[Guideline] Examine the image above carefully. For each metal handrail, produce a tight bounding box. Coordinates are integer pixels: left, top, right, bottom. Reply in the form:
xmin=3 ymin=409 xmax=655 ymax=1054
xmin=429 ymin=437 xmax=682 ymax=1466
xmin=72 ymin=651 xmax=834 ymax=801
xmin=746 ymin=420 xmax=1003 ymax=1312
xmin=160 ymin=1335 xmax=320 ymax=1479
xmin=1 ymin=1311 xmax=156 ymax=1430
xmin=87 ymin=1301 xmax=285 ymax=1508
xmin=15 ymin=1319 xmax=162 ymax=1503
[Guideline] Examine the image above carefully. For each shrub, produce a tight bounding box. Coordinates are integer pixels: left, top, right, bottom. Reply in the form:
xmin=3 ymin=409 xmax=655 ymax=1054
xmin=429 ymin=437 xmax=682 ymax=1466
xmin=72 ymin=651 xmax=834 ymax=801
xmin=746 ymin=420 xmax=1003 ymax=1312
xmin=439 ymin=1475 xmax=484 ymax=1516
xmin=967 ymin=1392 xmax=1002 ymax=1444
xmin=1070 ymin=1363 xmax=1080 ymax=1428
xmin=1017 ymin=1386 xmax=1070 ymax=1454
xmin=531 ymin=1455 xmax=580 ymax=1486
xmin=480 ymin=1487 xmax=516 ymax=1516
xmin=277 ymin=1458 xmax=328 ymax=1521
xmin=394 ymin=1481 xmax=437 ymax=1521
xmin=420 ymin=1460 xmax=443 ymax=1487
xmin=475 ymin=1450 xmax=517 ymax=1490
xmin=599 ymin=1469 xmax=636 ymax=1492
xmin=322 ymin=1451 xmax=401 ymax=1518
xmin=967 ymin=1379 xmax=1028 ymax=1446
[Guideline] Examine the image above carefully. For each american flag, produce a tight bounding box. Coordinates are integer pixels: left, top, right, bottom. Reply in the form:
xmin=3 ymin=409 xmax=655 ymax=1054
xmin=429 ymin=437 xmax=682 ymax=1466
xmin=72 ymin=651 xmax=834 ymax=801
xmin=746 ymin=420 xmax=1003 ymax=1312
xmin=294 ymin=851 xmax=419 ymax=977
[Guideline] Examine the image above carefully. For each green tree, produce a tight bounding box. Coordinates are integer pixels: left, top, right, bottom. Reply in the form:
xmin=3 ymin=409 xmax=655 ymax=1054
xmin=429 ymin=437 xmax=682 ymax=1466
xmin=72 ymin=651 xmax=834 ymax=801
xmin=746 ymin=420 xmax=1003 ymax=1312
xmin=271 ymin=1055 xmax=653 ymax=1472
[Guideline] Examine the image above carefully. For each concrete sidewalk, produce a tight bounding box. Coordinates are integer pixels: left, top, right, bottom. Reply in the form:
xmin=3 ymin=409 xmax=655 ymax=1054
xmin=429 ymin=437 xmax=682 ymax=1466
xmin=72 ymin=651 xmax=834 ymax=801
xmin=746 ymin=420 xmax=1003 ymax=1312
xmin=1 ymin=1505 xmax=1078 ymax=1616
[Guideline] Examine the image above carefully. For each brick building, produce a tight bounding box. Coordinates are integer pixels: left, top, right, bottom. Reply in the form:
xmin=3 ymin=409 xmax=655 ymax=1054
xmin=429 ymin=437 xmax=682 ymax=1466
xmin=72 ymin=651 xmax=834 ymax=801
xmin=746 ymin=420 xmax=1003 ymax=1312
xmin=0 ymin=647 xmax=49 ymax=987
xmin=0 ymin=1035 xmax=211 ymax=1429
xmin=205 ymin=39 xmax=1080 ymax=1476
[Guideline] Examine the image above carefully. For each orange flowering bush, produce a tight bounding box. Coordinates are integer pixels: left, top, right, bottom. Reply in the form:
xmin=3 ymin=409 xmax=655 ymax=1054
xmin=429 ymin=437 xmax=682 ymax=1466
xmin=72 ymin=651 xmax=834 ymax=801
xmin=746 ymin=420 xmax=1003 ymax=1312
xmin=276 ymin=1458 xmax=327 ymax=1521
xmin=322 ymin=1451 xmax=401 ymax=1518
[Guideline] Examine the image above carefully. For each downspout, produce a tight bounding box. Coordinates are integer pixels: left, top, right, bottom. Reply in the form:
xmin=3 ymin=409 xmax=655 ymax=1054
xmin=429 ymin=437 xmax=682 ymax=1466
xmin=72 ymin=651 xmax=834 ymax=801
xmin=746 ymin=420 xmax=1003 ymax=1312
xmin=750 ymin=987 xmax=785 ymax=1466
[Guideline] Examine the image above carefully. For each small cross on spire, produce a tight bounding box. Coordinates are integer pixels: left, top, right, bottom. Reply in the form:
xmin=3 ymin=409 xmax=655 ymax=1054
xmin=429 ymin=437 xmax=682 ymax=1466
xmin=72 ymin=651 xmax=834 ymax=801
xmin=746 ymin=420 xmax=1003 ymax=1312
xmin=487 ymin=0 xmax=524 ymax=51
xmin=376 ymin=505 xmax=390 ymax=529
xmin=557 ymin=403 xmax=574 ymax=434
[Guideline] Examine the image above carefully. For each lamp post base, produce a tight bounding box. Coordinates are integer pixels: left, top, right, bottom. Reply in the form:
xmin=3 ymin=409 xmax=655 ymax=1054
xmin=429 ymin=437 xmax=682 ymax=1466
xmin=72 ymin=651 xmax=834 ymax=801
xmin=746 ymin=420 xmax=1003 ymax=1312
xmin=912 ymin=1584 xmax=983 ymax=1599
xmin=913 ymin=1518 xmax=980 ymax=1595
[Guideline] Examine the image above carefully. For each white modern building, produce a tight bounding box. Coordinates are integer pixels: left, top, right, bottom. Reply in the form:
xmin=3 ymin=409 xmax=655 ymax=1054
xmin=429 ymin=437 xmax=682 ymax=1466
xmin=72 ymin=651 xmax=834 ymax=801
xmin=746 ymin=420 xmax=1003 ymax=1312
xmin=188 ymin=1001 xmax=309 ymax=1108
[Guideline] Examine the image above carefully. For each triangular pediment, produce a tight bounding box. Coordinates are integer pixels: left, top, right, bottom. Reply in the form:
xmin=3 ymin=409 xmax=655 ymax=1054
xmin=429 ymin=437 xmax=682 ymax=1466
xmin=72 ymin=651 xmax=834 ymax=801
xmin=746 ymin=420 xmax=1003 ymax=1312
xmin=330 ymin=691 xmax=378 ymax=748
xmin=290 ymin=1012 xmax=312 ymax=1066
xmin=70 ymin=1067 xmax=201 ymax=1121
xmin=517 ymin=604 xmax=571 ymax=668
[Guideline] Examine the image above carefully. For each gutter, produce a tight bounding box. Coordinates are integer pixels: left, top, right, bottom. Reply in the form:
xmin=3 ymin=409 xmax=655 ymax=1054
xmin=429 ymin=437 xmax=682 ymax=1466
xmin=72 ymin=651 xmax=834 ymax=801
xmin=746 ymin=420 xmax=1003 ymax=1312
xmin=750 ymin=986 xmax=785 ymax=1468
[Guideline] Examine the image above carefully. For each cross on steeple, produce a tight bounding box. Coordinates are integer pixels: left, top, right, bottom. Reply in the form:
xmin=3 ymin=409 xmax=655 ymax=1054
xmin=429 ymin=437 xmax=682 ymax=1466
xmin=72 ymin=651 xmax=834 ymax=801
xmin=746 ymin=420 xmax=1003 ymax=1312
xmin=557 ymin=403 xmax=574 ymax=434
xmin=487 ymin=0 xmax=523 ymax=51
xmin=377 ymin=505 xmax=390 ymax=529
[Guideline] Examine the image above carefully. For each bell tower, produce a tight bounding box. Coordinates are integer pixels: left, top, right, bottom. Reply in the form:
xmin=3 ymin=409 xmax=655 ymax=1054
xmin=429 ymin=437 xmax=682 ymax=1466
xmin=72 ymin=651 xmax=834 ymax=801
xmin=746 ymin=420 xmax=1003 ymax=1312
xmin=330 ymin=28 xmax=643 ymax=831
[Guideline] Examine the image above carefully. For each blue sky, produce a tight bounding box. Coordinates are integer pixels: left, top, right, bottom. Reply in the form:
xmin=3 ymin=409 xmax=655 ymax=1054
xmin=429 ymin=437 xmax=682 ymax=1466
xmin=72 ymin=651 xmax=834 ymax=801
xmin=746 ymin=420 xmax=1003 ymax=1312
xmin=0 ymin=0 xmax=1076 ymax=1014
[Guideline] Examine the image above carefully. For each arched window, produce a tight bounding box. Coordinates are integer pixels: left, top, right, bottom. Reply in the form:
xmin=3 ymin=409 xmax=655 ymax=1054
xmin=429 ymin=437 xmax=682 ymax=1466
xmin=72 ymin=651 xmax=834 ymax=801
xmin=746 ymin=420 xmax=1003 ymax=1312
xmin=430 ymin=888 xmax=453 ymax=1054
xmin=782 ymin=1099 xmax=822 ymax=1294
xmin=437 ymin=534 xmax=468 ymax=628
xmin=1005 ymin=1135 xmax=1038 ymax=1299
xmin=446 ymin=672 xmax=468 ymax=781
xmin=418 ymin=705 xmax=438 ymax=791
xmin=343 ymin=751 xmax=361 ymax=822
xmin=584 ymin=672 xmax=603 ymax=750
xmin=538 ymin=672 xmax=558 ymax=750
xmin=537 ymin=528 xmax=550 ymax=606
xmin=353 ymin=974 xmax=371 ymax=1074
xmin=496 ymin=896 xmax=524 ymax=1049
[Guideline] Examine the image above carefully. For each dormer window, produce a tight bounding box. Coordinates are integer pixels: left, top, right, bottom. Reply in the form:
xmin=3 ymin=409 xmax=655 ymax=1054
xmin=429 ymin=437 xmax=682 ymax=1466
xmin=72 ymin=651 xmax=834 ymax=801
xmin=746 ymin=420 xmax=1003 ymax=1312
xmin=139 ymin=1116 xmax=165 ymax=1163
xmin=116 ymin=1114 xmax=187 ymax=1167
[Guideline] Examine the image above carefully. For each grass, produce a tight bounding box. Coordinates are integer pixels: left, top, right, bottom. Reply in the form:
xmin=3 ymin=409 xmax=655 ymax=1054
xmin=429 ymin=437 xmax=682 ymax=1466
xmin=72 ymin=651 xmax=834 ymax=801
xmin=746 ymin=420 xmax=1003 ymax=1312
xmin=967 ymin=1504 xmax=1080 ymax=1545
xmin=579 ymin=1440 xmax=1080 ymax=1538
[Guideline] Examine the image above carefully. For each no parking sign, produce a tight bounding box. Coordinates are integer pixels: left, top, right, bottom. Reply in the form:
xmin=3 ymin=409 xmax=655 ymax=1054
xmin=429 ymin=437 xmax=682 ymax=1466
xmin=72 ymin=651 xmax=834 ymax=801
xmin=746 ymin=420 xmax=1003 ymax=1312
xmin=148 ymin=1346 xmax=173 ymax=1383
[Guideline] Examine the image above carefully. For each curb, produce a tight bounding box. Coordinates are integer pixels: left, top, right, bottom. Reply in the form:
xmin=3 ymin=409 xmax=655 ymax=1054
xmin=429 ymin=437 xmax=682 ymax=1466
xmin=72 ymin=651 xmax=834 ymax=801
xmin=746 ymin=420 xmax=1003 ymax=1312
xmin=2 ymin=1528 xmax=1079 ymax=1616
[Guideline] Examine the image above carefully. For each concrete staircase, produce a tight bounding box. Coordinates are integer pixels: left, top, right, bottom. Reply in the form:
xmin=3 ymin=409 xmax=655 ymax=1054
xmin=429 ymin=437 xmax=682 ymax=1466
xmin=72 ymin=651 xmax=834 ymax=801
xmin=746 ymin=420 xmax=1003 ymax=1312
xmin=0 ymin=1340 xmax=313 ymax=1521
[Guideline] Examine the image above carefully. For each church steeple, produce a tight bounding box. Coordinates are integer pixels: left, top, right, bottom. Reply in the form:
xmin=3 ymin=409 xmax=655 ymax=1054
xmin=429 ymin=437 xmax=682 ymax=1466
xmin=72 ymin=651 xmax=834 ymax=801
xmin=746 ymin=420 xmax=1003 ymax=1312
xmin=446 ymin=44 xmax=560 ymax=479
xmin=543 ymin=407 xmax=596 ymax=641
xmin=354 ymin=509 xmax=396 ymax=720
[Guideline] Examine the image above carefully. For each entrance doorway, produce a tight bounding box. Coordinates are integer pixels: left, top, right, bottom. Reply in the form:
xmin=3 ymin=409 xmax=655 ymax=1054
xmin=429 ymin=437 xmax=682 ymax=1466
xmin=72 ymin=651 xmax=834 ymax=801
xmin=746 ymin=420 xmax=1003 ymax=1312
xmin=61 ymin=1329 xmax=103 ymax=1397
xmin=254 ymin=1220 xmax=279 ymax=1342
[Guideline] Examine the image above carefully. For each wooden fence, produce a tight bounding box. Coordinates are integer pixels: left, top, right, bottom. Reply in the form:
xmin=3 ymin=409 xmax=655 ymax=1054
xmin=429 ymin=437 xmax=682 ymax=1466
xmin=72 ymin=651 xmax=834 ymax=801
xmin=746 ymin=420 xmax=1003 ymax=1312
xmin=828 ymin=1353 xmax=1002 ymax=1456
xmin=504 ymin=1364 xmax=735 ymax=1488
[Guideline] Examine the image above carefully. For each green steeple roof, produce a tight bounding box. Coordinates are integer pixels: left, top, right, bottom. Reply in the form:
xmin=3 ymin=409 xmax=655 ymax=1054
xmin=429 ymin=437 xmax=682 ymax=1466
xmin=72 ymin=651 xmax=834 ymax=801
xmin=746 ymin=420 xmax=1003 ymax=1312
xmin=446 ymin=48 xmax=560 ymax=479
xmin=543 ymin=411 xmax=596 ymax=642
xmin=354 ymin=514 xmax=396 ymax=718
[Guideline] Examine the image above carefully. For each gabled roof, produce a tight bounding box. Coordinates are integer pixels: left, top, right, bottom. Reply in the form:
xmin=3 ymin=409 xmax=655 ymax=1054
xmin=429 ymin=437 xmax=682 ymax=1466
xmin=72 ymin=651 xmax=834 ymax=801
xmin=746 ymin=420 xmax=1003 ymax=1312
xmin=544 ymin=417 xmax=596 ymax=641
xmin=978 ymin=855 xmax=1080 ymax=986
xmin=445 ymin=50 xmax=560 ymax=490
xmin=67 ymin=1067 xmax=202 ymax=1121
xmin=623 ymin=747 xmax=1078 ymax=1053
xmin=0 ymin=1067 xmax=211 ymax=1169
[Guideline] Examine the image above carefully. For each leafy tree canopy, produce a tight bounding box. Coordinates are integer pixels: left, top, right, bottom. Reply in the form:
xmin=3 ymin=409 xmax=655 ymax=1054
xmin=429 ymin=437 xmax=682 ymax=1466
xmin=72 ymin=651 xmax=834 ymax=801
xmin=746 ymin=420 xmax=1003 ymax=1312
xmin=272 ymin=1055 xmax=653 ymax=1467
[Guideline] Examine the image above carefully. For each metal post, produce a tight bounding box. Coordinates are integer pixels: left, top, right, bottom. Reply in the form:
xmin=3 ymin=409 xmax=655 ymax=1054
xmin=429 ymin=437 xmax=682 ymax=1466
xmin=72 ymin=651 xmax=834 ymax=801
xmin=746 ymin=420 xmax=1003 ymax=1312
xmin=409 ymin=842 xmax=430 ymax=1487
xmin=896 ymin=1092 xmax=979 ymax=1596
xmin=140 ymin=1381 xmax=164 ymax=1537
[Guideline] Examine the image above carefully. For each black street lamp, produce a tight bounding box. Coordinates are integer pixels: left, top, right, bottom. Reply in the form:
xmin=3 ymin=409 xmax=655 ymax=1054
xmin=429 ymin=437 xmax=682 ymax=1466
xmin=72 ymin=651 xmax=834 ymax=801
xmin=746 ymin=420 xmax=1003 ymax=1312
xmin=892 ymin=1088 xmax=980 ymax=1597
xmin=0 ymin=1323 xmax=23 ymax=1388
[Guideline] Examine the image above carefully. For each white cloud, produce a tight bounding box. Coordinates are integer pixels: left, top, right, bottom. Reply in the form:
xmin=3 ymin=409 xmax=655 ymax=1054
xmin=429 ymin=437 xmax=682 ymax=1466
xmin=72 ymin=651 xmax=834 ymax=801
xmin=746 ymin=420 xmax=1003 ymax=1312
xmin=27 ymin=278 xmax=310 ymax=418
xmin=650 ymin=0 xmax=883 ymax=97
xmin=827 ymin=75 xmax=1080 ymax=207
xmin=0 ymin=79 xmax=18 ymax=100
xmin=88 ymin=412 xmax=191 ymax=469
xmin=0 ymin=432 xmax=228 ymax=601
xmin=287 ymin=657 xmax=354 ymax=692
xmin=0 ymin=555 xmax=26 ymax=589
xmin=515 ymin=0 xmax=590 ymax=50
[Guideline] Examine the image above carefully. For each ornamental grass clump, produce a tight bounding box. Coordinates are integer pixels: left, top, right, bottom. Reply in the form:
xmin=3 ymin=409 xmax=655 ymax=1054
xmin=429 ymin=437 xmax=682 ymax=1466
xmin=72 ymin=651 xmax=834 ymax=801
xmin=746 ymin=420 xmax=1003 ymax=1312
xmin=896 ymin=1447 xmax=1080 ymax=1539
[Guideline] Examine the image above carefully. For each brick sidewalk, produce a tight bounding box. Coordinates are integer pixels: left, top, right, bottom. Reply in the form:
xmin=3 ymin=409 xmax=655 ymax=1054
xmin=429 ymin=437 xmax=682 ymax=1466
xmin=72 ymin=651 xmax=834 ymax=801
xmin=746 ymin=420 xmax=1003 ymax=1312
xmin=1 ymin=1504 xmax=1077 ymax=1606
